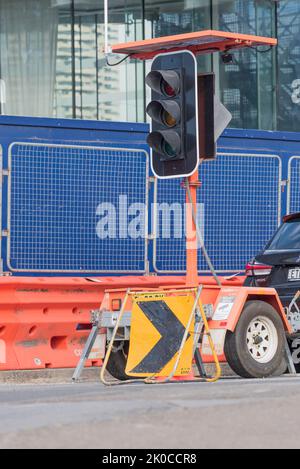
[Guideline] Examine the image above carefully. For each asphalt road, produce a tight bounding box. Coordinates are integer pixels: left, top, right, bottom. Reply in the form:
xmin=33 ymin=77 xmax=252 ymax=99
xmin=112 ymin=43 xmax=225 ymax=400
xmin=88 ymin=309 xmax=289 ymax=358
xmin=1 ymin=376 xmax=300 ymax=449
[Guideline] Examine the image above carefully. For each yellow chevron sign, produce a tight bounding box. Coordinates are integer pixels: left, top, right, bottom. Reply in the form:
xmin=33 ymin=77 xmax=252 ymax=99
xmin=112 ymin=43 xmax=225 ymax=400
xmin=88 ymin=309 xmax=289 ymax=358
xmin=125 ymin=292 xmax=195 ymax=378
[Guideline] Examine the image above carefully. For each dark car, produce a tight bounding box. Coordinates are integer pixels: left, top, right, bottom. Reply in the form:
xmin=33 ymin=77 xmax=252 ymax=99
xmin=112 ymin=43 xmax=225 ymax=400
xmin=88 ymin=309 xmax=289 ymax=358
xmin=245 ymin=213 xmax=300 ymax=309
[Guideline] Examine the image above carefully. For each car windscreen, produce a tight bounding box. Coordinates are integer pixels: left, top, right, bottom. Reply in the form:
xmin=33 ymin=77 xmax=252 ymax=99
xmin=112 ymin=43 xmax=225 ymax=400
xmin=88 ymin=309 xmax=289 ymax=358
xmin=266 ymin=219 xmax=300 ymax=251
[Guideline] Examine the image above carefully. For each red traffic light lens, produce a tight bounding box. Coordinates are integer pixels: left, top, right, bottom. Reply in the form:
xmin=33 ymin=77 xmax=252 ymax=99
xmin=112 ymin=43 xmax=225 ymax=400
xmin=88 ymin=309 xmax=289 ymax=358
xmin=162 ymin=80 xmax=176 ymax=97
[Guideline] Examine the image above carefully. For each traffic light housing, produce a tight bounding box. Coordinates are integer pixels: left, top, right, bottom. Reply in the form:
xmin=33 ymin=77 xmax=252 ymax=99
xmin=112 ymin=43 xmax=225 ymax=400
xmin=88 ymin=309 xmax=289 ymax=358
xmin=197 ymin=73 xmax=216 ymax=161
xmin=146 ymin=51 xmax=199 ymax=179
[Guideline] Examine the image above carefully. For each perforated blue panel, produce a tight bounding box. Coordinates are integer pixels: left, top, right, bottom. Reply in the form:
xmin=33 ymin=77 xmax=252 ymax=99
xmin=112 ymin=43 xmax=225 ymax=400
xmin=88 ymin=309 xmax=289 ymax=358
xmin=8 ymin=143 xmax=148 ymax=272
xmin=154 ymin=153 xmax=281 ymax=273
xmin=288 ymin=157 xmax=300 ymax=214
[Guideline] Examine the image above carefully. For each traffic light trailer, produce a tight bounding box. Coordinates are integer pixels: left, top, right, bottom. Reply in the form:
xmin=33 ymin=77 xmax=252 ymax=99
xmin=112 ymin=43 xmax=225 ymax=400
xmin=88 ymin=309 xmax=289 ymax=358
xmin=74 ymin=30 xmax=297 ymax=383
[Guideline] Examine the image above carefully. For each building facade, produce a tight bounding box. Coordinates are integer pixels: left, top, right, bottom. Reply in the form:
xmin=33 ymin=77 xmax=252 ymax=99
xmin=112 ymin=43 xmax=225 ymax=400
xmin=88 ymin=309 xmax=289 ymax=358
xmin=0 ymin=0 xmax=299 ymax=132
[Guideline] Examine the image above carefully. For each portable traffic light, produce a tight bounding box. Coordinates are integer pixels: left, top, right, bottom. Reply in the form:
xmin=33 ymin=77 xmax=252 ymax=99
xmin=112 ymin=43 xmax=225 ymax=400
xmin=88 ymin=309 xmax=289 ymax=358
xmin=146 ymin=51 xmax=199 ymax=179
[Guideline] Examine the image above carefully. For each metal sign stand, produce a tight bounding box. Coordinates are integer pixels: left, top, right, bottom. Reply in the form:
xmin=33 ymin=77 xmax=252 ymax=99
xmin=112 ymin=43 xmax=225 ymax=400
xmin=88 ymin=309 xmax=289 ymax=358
xmin=97 ymin=287 xmax=221 ymax=385
xmin=72 ymin=285 xmax=221 ymax=383
xmin=72 ymin=315 xmax=102 ymax=382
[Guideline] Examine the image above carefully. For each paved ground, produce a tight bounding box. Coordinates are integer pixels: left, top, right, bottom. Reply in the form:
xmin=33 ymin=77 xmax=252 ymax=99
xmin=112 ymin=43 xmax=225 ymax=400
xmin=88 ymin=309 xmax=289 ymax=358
xmin=1 ymin=376 xmax=300 ymax=449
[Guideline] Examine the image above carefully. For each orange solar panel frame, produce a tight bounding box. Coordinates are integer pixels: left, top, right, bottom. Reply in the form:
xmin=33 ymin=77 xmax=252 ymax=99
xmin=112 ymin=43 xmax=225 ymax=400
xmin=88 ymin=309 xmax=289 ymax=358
xmin=112 ymin=29 xmax=277 ymax=61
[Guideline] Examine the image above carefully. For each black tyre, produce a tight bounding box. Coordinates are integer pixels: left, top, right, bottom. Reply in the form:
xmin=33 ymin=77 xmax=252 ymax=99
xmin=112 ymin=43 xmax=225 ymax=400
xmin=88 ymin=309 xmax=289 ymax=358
xmin=106 ymin=342 xmax=131 ymax=381
xmin=224 ymin=301 xmax=286 ymax=379
xmin=271 ymin=356 xmax=288 ymax=377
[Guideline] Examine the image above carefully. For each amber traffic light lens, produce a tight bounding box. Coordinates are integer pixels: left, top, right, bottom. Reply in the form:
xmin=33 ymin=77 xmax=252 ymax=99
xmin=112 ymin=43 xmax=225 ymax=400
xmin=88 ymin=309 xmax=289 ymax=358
xmin=162 ymin=110 xmax=177 ymax=127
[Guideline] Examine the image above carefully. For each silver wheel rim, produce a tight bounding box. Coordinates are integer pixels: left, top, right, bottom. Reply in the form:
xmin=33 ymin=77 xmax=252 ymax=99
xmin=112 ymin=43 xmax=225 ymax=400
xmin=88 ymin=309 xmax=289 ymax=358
xmin=246 ymin=316 xmax=278 ymax=364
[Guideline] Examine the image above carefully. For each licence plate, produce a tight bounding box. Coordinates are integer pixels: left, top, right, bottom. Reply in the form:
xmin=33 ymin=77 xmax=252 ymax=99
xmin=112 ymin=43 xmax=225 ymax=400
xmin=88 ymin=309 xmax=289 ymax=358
xmin=288 ymin=268 xmax=300 ymax=282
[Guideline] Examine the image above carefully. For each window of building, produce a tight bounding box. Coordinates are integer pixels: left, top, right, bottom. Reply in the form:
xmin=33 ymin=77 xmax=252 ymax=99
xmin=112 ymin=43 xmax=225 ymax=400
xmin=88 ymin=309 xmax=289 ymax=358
xmin=0 ymin=0 xmax=299 ymax=133
xmin=0 ymin=0 xmax=59 ymax=117
xmin=215 ymin=0 xmax=275 ymax=130
xmin=277 ymin=0 xmax=300 ymax=132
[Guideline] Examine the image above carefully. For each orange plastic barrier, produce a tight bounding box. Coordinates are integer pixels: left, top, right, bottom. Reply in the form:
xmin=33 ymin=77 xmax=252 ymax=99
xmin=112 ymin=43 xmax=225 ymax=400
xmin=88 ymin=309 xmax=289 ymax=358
xmin=0 ymin=275 xmax=245 ymax=371
xmin=0 ymin=277 xmax=105 ymax=370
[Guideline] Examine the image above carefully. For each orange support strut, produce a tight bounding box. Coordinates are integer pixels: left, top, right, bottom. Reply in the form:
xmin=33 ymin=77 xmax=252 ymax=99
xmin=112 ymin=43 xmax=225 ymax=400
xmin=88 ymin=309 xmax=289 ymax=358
xmin=186 ymin=171 xmax=199 ymax=287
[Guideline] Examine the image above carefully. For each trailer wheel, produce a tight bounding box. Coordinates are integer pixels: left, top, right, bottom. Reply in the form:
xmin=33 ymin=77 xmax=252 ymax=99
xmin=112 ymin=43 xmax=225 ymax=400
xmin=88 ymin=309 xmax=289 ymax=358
xmin=224 ymin=301 xmax=285 ymax=379
xmin=106 ymin=341 xmax=131 ymax=381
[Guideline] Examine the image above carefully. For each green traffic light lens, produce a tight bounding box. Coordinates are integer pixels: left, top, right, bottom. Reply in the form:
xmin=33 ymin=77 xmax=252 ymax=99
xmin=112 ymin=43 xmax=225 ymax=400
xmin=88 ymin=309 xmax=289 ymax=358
xmin=162 ymin=140 xmax=177 ymax=158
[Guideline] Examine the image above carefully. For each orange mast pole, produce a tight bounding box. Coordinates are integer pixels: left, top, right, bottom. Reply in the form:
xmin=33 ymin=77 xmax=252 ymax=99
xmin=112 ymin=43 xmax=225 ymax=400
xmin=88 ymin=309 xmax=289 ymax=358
xmin=185 ymin=171 xmax=199 ymax=287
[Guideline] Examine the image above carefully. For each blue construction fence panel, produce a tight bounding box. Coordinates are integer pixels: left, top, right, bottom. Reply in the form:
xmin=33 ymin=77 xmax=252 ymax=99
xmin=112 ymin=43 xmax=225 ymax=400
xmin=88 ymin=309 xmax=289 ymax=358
xmin=154 ymin=153 xmax=281 ymax=273
xmin=0 ymin=116 xmax=149 ymax=275
xmin=0 ymin=116 xmax=299 ymax=276
xmin=288 ymin=156 xmax=300 ymax=214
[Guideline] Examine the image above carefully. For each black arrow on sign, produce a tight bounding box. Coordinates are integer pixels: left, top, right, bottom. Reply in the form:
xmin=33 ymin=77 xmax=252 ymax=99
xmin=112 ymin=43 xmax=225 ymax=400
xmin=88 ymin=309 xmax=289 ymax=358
xmin=130 ymin=300 xmax=189 ymax=374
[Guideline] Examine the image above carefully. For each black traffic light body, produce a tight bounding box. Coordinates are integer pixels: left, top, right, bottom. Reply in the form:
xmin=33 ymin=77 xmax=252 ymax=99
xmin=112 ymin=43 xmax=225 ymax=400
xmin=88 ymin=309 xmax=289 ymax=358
xmin=146 ymin=50 xmax=199 ymax=179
